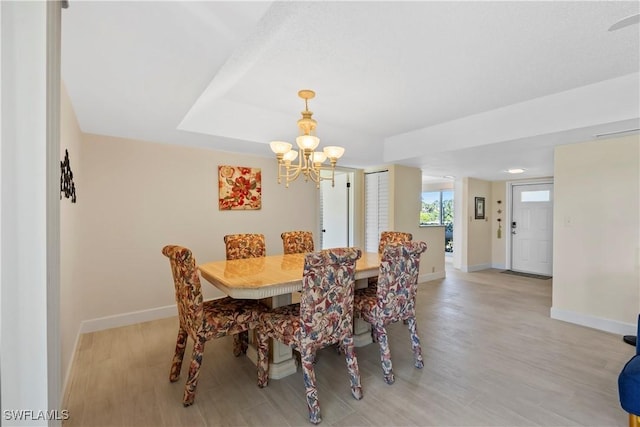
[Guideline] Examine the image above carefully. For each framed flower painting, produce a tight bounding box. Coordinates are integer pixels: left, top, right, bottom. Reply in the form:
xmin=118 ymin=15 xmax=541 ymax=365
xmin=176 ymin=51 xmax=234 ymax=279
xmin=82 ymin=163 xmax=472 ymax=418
xmin=218 ymin=165 xmax=262 ymax=210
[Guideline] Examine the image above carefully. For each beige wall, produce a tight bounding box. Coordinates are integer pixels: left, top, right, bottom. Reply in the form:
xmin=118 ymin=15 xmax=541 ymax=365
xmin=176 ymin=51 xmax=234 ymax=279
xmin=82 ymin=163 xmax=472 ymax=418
xmin=552 ymin=135 xmax=640 ymax=333
xmin=389 ymin=165 xmax=445 ymax=279
xmin=60 ymin=83 xmax=84 ymax=389
xmin=456 ymin=177 xmax=492 ymax=271
xmin=490 ymin=181 xmax=507 ymax=268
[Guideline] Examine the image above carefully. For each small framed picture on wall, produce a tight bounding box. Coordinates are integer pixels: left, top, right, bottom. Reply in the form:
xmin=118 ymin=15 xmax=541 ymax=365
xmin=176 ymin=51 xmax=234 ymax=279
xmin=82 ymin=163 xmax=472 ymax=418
xmin=474 ymin=197 xmax=485 ymax=220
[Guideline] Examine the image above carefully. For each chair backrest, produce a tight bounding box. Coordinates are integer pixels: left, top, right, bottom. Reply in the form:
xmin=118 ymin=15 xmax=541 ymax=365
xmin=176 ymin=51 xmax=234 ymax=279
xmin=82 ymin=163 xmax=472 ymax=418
xmin=299 ymin=247 xmax=362 ymax=347
xmin=378 ymin=231 xmax=413 ymax=254
xmin=281 ymin=230 xmax=315 ymax=254
xmin=375 ymin=241 xmax=428 ymax=322
xmin=162 ymin=245 xmax=204 ymax=333
xmin=224 ymin=233 xmax=266 ymax=260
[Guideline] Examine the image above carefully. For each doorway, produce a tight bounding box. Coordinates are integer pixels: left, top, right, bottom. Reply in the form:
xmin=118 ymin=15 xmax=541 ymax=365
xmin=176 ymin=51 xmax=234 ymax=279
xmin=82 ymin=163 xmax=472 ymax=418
xmin=320 ymin=170 xmax=354 ymax=249
xmin=510 ymin=181 xmax=554 ymax=275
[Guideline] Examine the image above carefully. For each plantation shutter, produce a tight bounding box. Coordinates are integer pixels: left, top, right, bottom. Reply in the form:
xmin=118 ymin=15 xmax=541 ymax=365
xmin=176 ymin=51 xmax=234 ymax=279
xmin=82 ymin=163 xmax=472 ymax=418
xmin=364 ymin=171 xmax=389 ymax=253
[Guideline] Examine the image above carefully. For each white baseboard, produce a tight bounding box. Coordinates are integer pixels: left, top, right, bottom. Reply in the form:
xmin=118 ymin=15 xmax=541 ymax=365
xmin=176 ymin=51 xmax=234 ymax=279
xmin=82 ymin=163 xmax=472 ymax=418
xmin=61 ymin=326 xmax=81 ymax=408
xmin=461 ymin=263 xmax=492 ymax=272
xmin=419 ymin=271 xmax=445 ymax=283
xmin=79 ymin=304 xmax=178 ymax=334
xmin=550 ymin=307 xmax=636 ymax=336
xmin=491 ymin=263 xmax=506 ymax=270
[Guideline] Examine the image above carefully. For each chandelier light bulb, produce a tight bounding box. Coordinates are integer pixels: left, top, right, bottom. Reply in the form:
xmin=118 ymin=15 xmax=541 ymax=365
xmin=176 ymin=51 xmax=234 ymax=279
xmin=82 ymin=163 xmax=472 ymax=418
xmin=270 ymin=141 xmax=292 ymax=155
xmin=283 ymin=150 xmax=298 ymax=162
xmin=310 ymin=151 xmax=327 ymax=164
xmin=296 ymin=135 xmax=320 ymax=151
xmin=323 ymin=146 xmax=345 ymax=160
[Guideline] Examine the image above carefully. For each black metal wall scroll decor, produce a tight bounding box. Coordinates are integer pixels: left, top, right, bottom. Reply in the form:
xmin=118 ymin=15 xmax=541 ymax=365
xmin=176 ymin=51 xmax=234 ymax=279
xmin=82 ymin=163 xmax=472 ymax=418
xmin=60 ymin=149 xmax=77 ymax=203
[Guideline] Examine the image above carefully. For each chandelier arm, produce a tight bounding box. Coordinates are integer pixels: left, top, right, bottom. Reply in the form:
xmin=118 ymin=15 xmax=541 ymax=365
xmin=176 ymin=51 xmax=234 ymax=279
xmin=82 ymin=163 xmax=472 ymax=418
xmin=282 ymin=162 xmax=302 ymax=186
xmin=278 ymin=148 xmax=305 ymax=185
xmin=305 ymin=166 xmax=322 ymax=183
xmin=306 ymin=163 xmax=337 ymax=184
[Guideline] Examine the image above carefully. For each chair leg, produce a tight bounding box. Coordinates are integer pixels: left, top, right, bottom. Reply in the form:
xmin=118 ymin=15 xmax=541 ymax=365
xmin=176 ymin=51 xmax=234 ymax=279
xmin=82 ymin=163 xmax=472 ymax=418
xmin=406 ymin=317 xmax=424 ymax=369
xmin=233 ymin=331 xmax=249 ymax=357
xmin=630 ymin=413 xmax=640 ymax=427
xmin=342 ymin=335 xmax=363 ymax=400
xmin=170 ymin=328 xmax=188 ymax=382
xmin=301 ymin=350 xmax=321 ymax=424
xmin=183 ymin=339 xmax=205 ymax=407
xmin=256 ymin=329 xmax=270 ymax=388
xmin=374 ymin=323 xmax=395 ymax=385
xmin=370 ymin=326 xmax=378 ymax=343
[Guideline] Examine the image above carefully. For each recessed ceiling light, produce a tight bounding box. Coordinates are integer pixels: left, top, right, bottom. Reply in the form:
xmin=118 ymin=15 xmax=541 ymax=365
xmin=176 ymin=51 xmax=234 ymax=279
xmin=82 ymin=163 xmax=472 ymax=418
xmin=507 ymin=168 xmax=525 ymax=174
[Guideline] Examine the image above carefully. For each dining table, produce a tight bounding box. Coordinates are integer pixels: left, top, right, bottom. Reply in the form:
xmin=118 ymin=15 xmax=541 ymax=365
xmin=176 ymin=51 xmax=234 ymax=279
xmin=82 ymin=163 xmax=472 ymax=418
xmin=198 ymin=251 xmax=380 ymax=379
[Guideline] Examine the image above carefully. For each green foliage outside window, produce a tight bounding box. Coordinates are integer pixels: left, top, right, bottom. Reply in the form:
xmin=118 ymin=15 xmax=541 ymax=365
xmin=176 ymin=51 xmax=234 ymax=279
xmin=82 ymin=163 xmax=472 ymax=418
xmin=420 ymin=191 xmax=453 ymax=225
xmin=421 ymin=190 xmax=454 ymax=252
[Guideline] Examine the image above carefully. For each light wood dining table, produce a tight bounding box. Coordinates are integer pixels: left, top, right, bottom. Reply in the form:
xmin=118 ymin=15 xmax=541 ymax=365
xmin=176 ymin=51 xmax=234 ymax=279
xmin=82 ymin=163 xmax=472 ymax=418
xmin=198 ymin=251 xmax=380 ymax=379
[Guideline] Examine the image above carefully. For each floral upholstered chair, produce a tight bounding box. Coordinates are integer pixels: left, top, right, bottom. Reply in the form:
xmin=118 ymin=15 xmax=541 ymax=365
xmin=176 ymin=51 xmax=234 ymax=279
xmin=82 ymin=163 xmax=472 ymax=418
xmin=256 ymin=248 xmax=363 ymax=424
xmin=223 ymin=233 xmax=266 ymax=260
xmin=281 ymin=230 xmax=314 ymax=254
xmin=223 ymin=233 xmax=267 ymax=352
xmin=354 ymin=241 xmax=427 ymax=385
xmin=369 ymin=231 xmax=413 ymax=287
xmin=377 ymin=231 xmax=413 ymax=255
xmin=162 ymin=245 xmax=266 ymax=406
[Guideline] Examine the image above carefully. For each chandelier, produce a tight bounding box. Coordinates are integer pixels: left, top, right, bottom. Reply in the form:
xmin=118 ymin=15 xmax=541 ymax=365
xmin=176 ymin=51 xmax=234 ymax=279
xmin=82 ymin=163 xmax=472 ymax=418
xmin=269 ymin=89 xmax=345 ymax=188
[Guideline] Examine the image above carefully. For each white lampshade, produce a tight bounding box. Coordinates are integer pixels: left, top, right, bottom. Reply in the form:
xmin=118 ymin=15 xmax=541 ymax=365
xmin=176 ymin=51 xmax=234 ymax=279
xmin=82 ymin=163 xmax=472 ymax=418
xmin=283 ymin=150 xmax=298 ymax=162
xmin=296 ymin=135 xmax=320 ymax=150
xmin=310 ymin=151 xmax=327 ymax=164
xmin=270 ymin=141 xmax=292 ymax=155
xmin=323 ymin=146 xmax=345 ymax=160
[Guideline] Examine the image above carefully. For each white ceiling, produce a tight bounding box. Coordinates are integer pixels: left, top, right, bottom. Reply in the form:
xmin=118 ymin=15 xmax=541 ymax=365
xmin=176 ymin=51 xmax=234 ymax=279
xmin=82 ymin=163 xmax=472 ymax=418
xmin=61 ymin=1 xmax=640 ymax=184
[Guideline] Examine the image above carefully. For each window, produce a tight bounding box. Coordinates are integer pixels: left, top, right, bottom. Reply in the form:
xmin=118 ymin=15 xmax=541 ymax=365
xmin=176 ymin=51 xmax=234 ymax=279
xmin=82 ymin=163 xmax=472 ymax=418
xmin=420 ymin=190 xmax=453 ymax=226
xmin=521 ymin=190 xmax=550 ymax=202
xmin=421 ymin=190 xmax=454 ymax=253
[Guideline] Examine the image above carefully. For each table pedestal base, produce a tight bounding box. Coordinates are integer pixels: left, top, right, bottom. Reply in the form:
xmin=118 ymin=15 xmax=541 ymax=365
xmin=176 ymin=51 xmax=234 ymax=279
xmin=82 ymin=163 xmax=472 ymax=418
xmin=246 ymin=345 xmax=297 ymax=379
xmin=246 ymin=293 xmax=299 ymax=379
xmin=353 ymin=318 xmax=373 ymax=347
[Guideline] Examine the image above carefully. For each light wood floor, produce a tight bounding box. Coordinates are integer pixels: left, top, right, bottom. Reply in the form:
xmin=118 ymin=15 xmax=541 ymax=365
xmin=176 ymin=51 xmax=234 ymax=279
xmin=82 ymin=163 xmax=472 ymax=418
xmin=63 ymin=264 xmax=633 ymax=427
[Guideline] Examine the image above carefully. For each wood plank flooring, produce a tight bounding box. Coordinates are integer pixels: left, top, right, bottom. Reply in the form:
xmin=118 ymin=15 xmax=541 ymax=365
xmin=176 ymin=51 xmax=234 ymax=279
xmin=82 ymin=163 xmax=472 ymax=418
xmin=63 ymin=264 xmax=633 ymax=426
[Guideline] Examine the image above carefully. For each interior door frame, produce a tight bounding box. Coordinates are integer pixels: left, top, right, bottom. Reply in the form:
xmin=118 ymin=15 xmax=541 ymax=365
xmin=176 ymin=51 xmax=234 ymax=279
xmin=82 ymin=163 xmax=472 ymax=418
xmin=506 ymin=178 xmax=554 ymax=271
xmin=319 ymin=168 xmax=355 ymax=249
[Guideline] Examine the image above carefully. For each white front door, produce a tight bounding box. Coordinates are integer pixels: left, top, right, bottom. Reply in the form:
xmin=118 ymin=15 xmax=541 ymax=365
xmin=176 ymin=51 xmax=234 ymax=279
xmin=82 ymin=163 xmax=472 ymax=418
xmin=511 ymin=183 xmax=554 ymax=275
xmin=320 ymin=171 xmax=352 ymax=249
